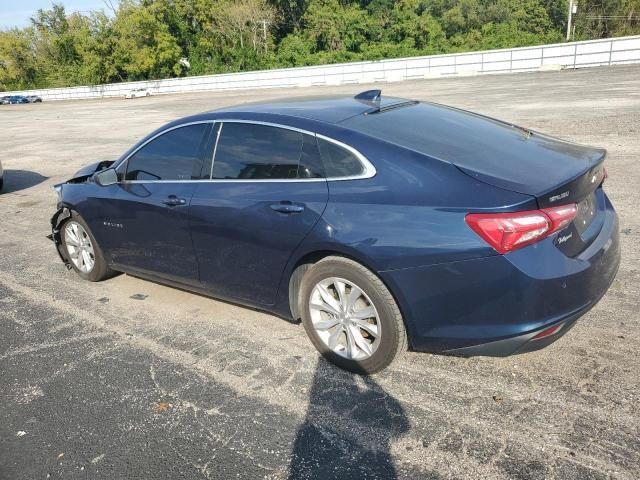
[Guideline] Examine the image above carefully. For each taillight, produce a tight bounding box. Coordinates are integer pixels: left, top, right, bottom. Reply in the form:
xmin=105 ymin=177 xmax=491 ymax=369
xmin=465 ymin=204 xmax=577 ymax=254
xmin=541 ymin=204 xmax=578 ymax=233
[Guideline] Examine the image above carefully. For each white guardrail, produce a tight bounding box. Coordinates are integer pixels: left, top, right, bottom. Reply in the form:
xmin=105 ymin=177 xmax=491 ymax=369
xmin=4 ymin=35 xmax=640 ymax=101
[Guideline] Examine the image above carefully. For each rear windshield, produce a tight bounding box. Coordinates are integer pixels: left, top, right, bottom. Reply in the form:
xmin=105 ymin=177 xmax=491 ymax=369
xmin=341 ymin=102 xmax=603 ymax=195
xmin=340 ymin=102 xmax=515 ymax=163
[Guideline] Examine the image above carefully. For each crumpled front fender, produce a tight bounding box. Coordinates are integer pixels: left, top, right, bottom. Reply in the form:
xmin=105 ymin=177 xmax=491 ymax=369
xmin=67 ymin=160 xmax=115 ymax=184
xmin=47 ymin=207 xmax=72 ymax=269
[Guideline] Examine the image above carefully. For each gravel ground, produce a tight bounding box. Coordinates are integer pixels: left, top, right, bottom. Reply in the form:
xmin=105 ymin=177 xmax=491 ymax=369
xmin=0 ymin=65 xmax=639 ymax=480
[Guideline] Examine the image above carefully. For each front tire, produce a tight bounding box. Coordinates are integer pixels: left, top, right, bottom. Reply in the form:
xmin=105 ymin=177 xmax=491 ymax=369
xmin=61 ymin=214 xmax=115 ymax=282
xmin=300 ymin=256 xmax=407 ymax=374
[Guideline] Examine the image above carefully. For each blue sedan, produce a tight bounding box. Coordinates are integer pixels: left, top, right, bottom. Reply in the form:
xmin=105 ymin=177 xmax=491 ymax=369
xmin=8 ymin=95 xmax=29 ymax=104
xmin=50 ymin=90 xmax=620 ymax=373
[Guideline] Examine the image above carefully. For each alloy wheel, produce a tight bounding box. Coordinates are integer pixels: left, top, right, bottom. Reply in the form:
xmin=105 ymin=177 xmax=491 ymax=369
xmin=309 ymin=277 xmax=381 ymax=360
xmin=64 ymin=221 xmax=96 ymax=273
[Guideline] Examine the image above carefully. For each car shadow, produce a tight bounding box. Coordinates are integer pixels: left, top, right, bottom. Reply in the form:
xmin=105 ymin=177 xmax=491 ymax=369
xmin=1 ymin=169 xmax=48 ymax=194
xmin=287 ymin=359 xmax=413 ymax=479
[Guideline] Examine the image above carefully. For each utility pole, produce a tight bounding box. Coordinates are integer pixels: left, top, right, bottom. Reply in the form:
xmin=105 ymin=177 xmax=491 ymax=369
xmin=262 ymin=19 xmax=268 ymax=53
xmin=566 ymin=1 xmax=578 ymax=41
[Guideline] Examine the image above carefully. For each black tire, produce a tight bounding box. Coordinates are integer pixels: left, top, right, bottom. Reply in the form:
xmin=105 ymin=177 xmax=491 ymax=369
xmin=61 ymin=213 xmax=116 ymax=282
xmin=299 ymin=256 xmax=407 ymax=374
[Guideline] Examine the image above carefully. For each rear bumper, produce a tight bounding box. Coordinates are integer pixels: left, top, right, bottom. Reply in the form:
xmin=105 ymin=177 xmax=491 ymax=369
xmin=441 ymin=292 xmax=600 ymax=357
xmin=380 ymin=195 xmax=621 ymax=355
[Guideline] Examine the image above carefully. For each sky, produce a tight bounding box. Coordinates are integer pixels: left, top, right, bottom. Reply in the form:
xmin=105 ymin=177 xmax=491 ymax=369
xmin=0 ymin=0 xmax=107 ymax=29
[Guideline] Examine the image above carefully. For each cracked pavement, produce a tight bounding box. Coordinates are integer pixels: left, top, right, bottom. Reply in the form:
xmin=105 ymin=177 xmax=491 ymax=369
xmin=1 ymin=65 xmax=639 ymax=479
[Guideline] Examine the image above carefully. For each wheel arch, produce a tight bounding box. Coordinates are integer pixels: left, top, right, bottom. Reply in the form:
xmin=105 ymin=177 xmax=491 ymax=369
xmin=286 ymin=248 xmax=410 ymax=342
xmin=287 ymin=249 xmax=360 ymax=321
xmin=49 ymin=205 xmax=75 ymax=266
xmin=49 ymin=205 xmax=92 ymax=267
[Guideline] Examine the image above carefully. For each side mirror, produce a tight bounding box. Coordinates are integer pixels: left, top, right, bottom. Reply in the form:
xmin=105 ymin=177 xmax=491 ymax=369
xmin=94 ymin=168 xmax=118 ymax=187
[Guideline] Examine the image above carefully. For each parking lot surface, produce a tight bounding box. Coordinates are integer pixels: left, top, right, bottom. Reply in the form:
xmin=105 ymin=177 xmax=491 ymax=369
xmin=1 ymin=65 xmax=639 ymax=479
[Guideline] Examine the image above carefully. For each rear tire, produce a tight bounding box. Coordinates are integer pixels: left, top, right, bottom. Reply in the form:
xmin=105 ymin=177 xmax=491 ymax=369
xmin=61 ymin=214 xmax=116 ymax=282
xmin=299 ymin=256 xmax=407 ymax=374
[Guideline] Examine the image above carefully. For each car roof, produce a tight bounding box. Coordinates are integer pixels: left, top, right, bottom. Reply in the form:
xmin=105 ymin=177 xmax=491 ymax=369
xmin=210 ymin=91 xmax=414 ymax=124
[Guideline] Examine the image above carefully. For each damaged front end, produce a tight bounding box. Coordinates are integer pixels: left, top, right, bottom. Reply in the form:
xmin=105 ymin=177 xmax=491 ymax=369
xmin=47 ymin=206 xmax=72 ymax=268
xmin=66 ymin=160 xmax=115 ymax=184
xmin=47 ymin=160 xmax=115 ymax=269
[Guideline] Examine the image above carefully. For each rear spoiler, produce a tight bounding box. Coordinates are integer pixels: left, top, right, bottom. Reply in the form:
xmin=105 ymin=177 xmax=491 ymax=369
xmin=536 ymin=153 xmax=606 ymax=208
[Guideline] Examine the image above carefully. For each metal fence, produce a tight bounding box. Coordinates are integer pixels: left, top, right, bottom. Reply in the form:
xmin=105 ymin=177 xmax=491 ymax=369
xmin=4 ymin=35 xmax=640 ymax=102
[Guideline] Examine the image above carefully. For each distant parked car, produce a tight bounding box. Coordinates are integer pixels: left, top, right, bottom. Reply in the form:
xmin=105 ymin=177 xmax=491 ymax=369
xmin=8 ymin=95 xmax=29 ymax=104
xmin=26 ymin=95 xmax=43 ymax=103
xmin=1 ymin=96 xmax=11 ymax=105
xmin=125 ymin=88 xmax=151 ymax=99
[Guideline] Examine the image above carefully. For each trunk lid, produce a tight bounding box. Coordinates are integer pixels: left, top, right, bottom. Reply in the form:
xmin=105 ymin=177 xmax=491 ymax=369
xmin=448 ymin=124 xmax=608 ymax=257
xmin=452 ymin=130 xmax=606 ymax=208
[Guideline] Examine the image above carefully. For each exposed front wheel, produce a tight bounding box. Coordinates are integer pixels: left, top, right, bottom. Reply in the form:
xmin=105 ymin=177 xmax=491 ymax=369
xmin=62 ymin=215 xmax=116 ymax=282
xmin=300 ymin=256 xmax=407 ymax=374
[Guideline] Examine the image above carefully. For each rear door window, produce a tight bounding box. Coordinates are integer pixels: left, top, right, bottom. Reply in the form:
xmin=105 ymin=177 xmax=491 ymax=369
xmin=125 ymin=123 xmax=209 ymax=181
xmin=212 ymin=123 xmax=323 ymax=180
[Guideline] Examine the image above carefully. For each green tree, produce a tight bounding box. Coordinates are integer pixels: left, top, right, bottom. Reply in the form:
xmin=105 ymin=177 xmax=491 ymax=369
xmin=1 ymin=0 xmax=639 ymax=91
xmin=0 ymin=28 xmax=40 ymax=89
xmin=110 ymin=3 xmax=183 ymax=80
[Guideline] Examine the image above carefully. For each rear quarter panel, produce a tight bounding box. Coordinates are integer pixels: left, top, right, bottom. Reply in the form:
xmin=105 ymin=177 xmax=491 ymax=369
xmin=299 ymin=133 xmax=536 ymax=271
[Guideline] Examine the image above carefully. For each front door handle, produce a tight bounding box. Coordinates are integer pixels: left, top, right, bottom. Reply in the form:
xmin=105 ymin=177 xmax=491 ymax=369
xmin=163 ymin=195 xmax=187 ymax=207
xmin=270 ymin=203 xmax=305 ymax=214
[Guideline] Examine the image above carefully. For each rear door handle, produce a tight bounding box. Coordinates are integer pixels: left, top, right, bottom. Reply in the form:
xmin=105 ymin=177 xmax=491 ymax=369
xmin=270 ymin=203 xmax=305 ymax=214
xmin=163 ymin=195 xmax=187 ymax=207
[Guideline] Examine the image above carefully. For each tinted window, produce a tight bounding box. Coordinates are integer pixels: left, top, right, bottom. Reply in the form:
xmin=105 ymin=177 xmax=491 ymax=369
xmin=125 ymin=124 xmax=208 ymax=181
xmin=298 ymin=135 xmax=325 ymax=179
xmin=213 ymin=123 xmax=306 ymax=180
xmin=317 ymin=138 xmax=364 ymax=178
